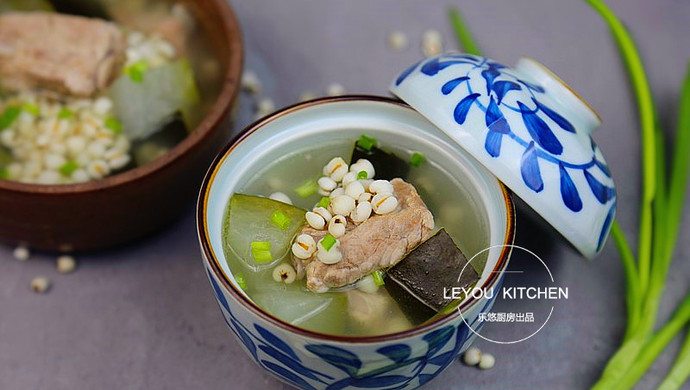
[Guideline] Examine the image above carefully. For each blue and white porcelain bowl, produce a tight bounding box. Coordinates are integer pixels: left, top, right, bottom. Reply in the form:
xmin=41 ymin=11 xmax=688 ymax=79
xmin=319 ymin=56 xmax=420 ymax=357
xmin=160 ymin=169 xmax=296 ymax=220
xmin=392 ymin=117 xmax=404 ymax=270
xmin=197 ymin=96 xmax=515 ymax=390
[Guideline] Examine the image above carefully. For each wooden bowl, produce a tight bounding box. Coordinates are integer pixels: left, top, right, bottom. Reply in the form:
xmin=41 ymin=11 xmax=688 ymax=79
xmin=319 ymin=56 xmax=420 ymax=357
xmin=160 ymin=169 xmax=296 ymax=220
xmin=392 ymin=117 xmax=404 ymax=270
xmin=0 ymin=0 xmax=243 ymax=252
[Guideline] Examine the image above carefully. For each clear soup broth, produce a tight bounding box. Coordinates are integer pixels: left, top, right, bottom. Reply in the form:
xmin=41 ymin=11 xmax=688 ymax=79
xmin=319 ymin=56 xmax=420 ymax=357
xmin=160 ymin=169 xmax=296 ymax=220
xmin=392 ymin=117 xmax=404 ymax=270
xmin=222 ymin=138 xmax=489 ymax=336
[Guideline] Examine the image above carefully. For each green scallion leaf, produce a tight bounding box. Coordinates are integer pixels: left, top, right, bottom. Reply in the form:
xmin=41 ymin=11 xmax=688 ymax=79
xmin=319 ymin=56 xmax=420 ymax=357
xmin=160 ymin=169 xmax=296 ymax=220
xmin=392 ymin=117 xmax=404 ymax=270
xmin=251 ymin=241 xmax=273 ymax=263
xmin=59 ymin=161 xmax=79 ymax=177
xmin=372 ymin=270 xmax=385 ymax=286
xmin=448 ymin=7 xmax=481 ymax=55
xmin=57 ymin=108 xmax=74 ymax=120
xmin=235 ymin=273 xmax=247 ymax=290
xmin=410 ymin=151 xmax=426 ymax=167
xmin=105 ymin=117 xmax=122 ymax=134
xmin=294 ymin=179 xmax=318 ymax=198
xmin=357 ymin=134 xmax=377 ymax=151
xmin=22 ymin=103 xmax=40 ymax=116
xmin=317 ymin=196 xmax=331 ymax=209
xmin=125 ymin=60 xmax=149 ymax=83
xmin=321 ymin=234 xmax=336 ymax=251
xmin=356 ymin=170 xmax=368 ymax=180
xmin=270 ymin=210 xmax=291 ymax=230
xmin=0 ymin=167 xmax=8 ymax=179
xmin=0 ymin=106 xmax=21 ymax=130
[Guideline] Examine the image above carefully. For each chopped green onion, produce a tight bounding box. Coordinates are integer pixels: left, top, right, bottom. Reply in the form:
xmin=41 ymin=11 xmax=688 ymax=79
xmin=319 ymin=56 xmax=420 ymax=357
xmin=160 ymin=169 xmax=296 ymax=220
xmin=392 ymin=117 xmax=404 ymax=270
xmin=57 ymin=107 xmax=74 ymax=120
xmin=0 ymin=106 xmax=21 ymax=130
xmin=357 ymin=134 xmax=377 ymax=151
xmin=372 ymin=270 xmax=385 ymax=286
xmin=0 ymin=167 xmax=8 ymax=179
xmin=321 ymin=234 xmax=336 ymax=251
xmin=124 ymin=60 xmax=149 ymax=83
xmin=235 ymin=273 xmax=247 ymax=290
xmin=294 ymin=179 xmax=318 ymax=198
xmin=410 ymin=151 xmax=426 ymax=167
xmin=356 ymin=170 xmax=368 ymax=180
xmin=22 ymin=103 xmax=40 ymax=116
xmin=251 ymin=240 xmax=271 ymax=251
xmin=105 ymin=117 xmax=122 ymax=134
xmin=251 ymin=241 xmax=273 ymax=263
xmin=317 ymin=196 xmax=331 ymax=208
xmin=270 ymin=210 xmax=291 ymax=230
xmin=59 ymin=161 xmax=79 ymax=177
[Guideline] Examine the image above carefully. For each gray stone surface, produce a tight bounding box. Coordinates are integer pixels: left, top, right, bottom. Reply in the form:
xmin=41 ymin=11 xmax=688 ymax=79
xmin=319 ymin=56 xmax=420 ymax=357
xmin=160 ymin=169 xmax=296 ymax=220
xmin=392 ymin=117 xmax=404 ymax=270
xmin=2 ymin=0 xmax=690 ymax=389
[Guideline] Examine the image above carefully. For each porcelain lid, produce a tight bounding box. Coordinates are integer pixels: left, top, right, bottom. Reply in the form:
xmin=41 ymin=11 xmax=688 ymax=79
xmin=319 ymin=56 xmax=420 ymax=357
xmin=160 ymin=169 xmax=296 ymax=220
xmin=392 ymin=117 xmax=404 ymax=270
xmin=390 ymin=54 xmax=616 ymax=258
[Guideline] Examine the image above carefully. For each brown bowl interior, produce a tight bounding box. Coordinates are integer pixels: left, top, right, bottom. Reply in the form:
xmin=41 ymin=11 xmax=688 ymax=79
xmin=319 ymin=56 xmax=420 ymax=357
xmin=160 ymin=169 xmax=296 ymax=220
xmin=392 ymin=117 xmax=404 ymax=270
xmin=0 ymin=0 xmax=244 ymax=252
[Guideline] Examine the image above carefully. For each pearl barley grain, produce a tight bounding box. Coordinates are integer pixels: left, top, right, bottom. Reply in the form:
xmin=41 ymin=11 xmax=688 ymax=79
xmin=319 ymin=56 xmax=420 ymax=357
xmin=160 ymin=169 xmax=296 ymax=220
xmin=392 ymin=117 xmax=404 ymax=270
xmin=358 ymin=192 xmax=372 ymax=204
xmin=422 ymin=29 xmax=443 ymax=57
xmin=388 ymin=31 xmax=408 ymax=51
xmin=36 ymin=170 xmax=61 ymax=185
xmin=318 ymin=176 xmax=337 ymax=192
xmin=13 ymin=245 xmax=30 ymax=261
xmin=317 ymin=239 xmax=343 ymax=264
xmin=299 ymin=91 xmax=317 ymax=102
xmin=329 ymin=187 xmax=345 ymax=199
xmin=107 ymin=153 xmax=131 ymax=170
xmin=272 ymin=263 xmax=296 ymax=284
xmin=291 ymin=234 xmax=316 ymax=259
xmin=350 ymin=201 xmax=372 ymax=224
xmin=369 ymin=179 xmax=394 ymax=194
xmin=372 ymin=193 xmax=398 ymax=214
xmin=66 ymin=136 xmax=87 ymax=155
xmin=241 ymin=70 xmax=261 ymax=94
xmin=313 ymin=207 xmax=332 ymax=223
xmin=358 ymin=275 xmax=379 ymax=294
xmin=71 ymin=169 xmax=90 ymax=183
xmin=257 ymin=98 xmax=275 ymax=114
xmin=44 ymin=153 xmax=66 ymax=170
xmin=350 ymin=159 xmax=375 ymax=179
xmin=331 ymin=195 xmax=356 ymax=216
xmin=324 ymin=157 xmax=348 ymax=182
xmin=328 ymin=215 xmax=347 ymax=238
xmin=478 ymin=353 xmax=495 ymax=370
xmin=341 ymin=171 xmax=358 ymax=187
xmin=463 ymin=347 xmax=482 ymax=366
xmin=345 ymin=181 xmax=365 ymax=199
xmin=306 ymin=211 xmax=326 ymax=230
xmin=326 ymin=83 xmax=345 ymax=96
xmin=87 ymin=160 xmax=110 ymax=179
xmin=57 ymin=255 xmax=77 ymax=274
xmin=269 ymin=192 xmax=292 ymax=205
xmin=30 ymin=277 xmax=50 ymax=293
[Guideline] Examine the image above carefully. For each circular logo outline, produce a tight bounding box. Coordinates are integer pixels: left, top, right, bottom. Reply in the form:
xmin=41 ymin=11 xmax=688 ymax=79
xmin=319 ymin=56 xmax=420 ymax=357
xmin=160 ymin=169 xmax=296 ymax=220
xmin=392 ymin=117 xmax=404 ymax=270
xmin=457 ymin=244 xmax=555 ymax=345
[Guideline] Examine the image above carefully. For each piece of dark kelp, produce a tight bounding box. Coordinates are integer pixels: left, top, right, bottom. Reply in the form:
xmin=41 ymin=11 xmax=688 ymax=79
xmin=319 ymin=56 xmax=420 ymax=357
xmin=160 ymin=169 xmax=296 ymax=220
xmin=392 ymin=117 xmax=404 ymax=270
xmin=351 ymin=143 xmax=410 ymax=180
xmin=385 ymin=228 xmax=480 ymax=324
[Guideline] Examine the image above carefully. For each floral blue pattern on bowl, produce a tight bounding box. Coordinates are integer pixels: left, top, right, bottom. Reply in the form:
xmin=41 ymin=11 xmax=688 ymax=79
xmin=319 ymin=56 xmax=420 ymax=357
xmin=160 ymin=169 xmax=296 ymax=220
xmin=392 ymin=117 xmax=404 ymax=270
xmin=391 ymin=54 xmax=616 ymax=258
xmin=206 ymin=266 xmax=499 ymax=390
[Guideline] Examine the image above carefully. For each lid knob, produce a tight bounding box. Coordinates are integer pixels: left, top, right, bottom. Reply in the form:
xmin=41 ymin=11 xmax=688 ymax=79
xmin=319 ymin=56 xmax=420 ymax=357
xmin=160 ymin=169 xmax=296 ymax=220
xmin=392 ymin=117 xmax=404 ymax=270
xmin=514 ymin=57 xmax=601 ymax=135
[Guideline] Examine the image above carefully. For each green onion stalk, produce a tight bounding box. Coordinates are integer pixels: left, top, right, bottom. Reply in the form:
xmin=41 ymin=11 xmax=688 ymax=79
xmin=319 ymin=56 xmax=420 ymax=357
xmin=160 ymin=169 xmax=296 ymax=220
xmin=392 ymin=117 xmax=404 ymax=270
xmin=448 ymin=3 xmax=690 ymax=389
xmin=583 ymin=0 xmax=690 ymax=388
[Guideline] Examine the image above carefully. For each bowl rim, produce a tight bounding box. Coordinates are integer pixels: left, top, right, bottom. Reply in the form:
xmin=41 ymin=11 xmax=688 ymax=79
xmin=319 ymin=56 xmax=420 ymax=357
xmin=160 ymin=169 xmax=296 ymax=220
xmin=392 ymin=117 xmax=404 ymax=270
xmin=0 ymin=0 xmax=244 ymax=194
xmin=197 ymin=95 xmax=515 ymax=343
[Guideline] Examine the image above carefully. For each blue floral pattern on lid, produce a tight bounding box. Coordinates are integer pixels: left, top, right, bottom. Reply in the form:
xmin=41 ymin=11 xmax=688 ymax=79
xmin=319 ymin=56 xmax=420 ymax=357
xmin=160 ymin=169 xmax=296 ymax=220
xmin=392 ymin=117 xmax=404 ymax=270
xmin=392 ymin=54 xmax=616 ymax=257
